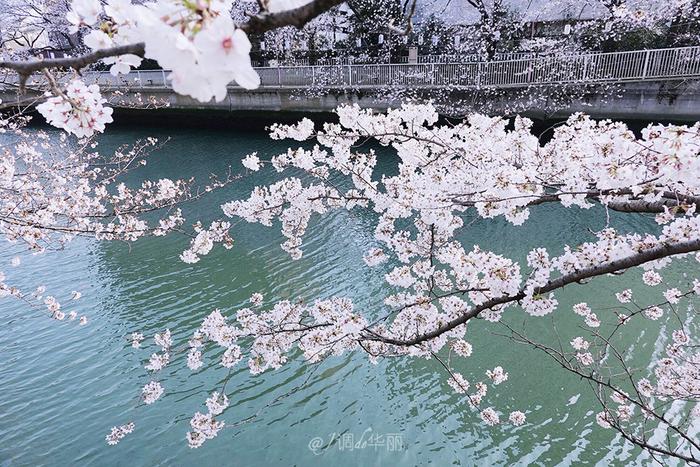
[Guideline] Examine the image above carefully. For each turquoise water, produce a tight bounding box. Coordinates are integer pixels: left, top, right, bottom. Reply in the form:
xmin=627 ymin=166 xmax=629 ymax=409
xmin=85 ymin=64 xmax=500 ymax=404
xmin=0 ymin=120 xmax=697 ymax=466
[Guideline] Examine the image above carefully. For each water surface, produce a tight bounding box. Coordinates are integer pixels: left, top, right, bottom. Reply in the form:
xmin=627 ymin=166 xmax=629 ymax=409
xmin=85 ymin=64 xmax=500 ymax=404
xmin=0 ymin=119 xmax=696 ymax=466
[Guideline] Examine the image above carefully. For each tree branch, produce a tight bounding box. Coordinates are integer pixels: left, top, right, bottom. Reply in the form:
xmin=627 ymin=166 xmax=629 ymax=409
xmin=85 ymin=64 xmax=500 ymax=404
xmin=243 ymin=0 xmax=346 ymax=33
xmin=0 ymin=43 xmax=146 ymax=76
xmin=369 ymin=238 xmax=700 ymax=347
xmin=606 ymin=197 xmax=688 ymax=213
xmin=453 ymin=188 xmax=700 ymax=214
xmin=503 ymin=324 xmax=700 ymax=465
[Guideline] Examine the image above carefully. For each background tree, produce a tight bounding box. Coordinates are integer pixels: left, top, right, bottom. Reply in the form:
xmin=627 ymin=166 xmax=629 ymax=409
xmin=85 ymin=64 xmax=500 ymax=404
xmin=413 ymin=13 xmax=452 ymax=55
xmin=463 ymin=0 xmax=523 ymax=59
xmin=344 ymin=0 xmax=405 ymax=59
xmin=668 ymin=0 xmax=700 ymax=47
xmin=0 ymin=0 xmax=77 ymax=57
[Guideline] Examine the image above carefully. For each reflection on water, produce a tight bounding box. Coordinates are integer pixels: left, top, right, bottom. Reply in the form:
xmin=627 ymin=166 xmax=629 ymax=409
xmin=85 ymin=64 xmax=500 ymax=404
xmin=0 ymin=121 xmax=695 ymax=466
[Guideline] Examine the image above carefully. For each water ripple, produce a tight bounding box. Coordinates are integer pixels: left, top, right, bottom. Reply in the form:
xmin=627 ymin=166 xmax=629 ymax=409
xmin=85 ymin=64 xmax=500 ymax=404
xmin=0 ymin=123 xmax=693 ymax=466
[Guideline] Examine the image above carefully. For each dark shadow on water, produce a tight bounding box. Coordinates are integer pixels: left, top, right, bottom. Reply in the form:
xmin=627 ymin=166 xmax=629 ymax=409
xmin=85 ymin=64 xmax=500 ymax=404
xmin=111 ymin=107 xmax=340 ymax=130
xmin=110 ymin=107 xmax=699 ymax=138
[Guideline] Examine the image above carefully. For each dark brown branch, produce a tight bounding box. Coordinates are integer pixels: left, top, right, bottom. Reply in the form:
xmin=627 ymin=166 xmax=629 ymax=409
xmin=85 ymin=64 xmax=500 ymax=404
xmin=369 ymin=238 xmax=700 ymax=346
xmin=243 ymin=0 xmax=345 ymax=33
xmin=606 ymin=198 xmax=687 ymax=213
xmin=0 ymin=43 xmax=146 ymax=76
xmin=454 ymin=188 xmax=700 ymax=214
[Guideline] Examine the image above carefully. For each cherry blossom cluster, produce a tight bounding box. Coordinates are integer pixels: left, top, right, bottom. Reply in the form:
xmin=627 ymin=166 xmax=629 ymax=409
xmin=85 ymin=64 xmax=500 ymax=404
xmin=0 ymin=127 xmax=188 ymax=251
xmin=42 ymin=291 xmax=88 ymax=324
xmin=193 ymin=295 xmax=368 ymax=375
xmin=187 ymin=392 xmax=229 ymax=448
xmin=444 ymin=362 xmax=523 ymax=427
xmin=652 ymin=329 xmax=700 ymax=400
xmin=18 ymin=0 xmax=268 ymax=137
xmin=180 ymin=221 xmax=234 ymax=264
xmin=214 ymin=102 xmax=700 ymax=336
xmin=125 ymin=293 xmax=370 ymax=448
xmin=536 ymin=281 xmax=700 ymax=460
xmin=36 ymin=79 xmax=113 ymax=138
xmin=126 ymin=291 xmax=526 ymax=448
xmin=585 ymin=320 xmax=700 ymax=457
xmin=0 ymin=115 xmax=225 ymax=321
xmin=105 ymin=422 xmax=135 ymax=445
xmin=71 ymin=0 xmax=259 ymax=101
xmin=228 ymin=104 xmax=700 ymax=244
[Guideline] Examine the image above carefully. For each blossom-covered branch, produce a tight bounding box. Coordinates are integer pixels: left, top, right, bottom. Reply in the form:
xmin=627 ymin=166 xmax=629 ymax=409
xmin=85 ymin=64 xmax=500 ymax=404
xmin=453 ymin=188 xmax=700 ymax=214
xmin=503 ymin=312 xmax=700 ymax=465
xmin=372 ymin=238 xmax=700 ymax=347
xmin=0 ymin=0 xmax=356 ymax=137
xmin=0 ymin=114 xmax=235 ymax=320
xmin=119 ymin=103 xmax=700 ymax=457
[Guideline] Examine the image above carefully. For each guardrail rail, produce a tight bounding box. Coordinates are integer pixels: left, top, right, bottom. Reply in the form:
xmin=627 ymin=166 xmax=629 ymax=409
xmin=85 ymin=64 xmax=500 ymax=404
xmin=5 ymin=45 xmax=700 ymax=91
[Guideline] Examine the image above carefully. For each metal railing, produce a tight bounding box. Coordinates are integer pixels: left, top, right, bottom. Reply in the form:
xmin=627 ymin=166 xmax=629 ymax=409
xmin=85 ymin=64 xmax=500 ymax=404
xmin=257 ymin=57 xmax=357 ymax=67
xmin=11 ymin=45 xmax=700 ymax=92
xmin=396 ymin=52 xmax=541 ymax=64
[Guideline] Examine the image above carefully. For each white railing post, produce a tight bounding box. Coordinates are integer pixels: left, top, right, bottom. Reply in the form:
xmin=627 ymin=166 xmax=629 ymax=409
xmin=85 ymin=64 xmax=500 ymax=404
xmin=347 ymin=65 xmax=352 ymax=86
xmin=311 ymin=66 xmax=315 ymax=86
xmin=136 ymin=70 xmax=142 ymax=86
xmin=161 ymin=69 xmax=166 ymax=87
xmin=642 ymin=49 xmax=651 ymax=79
xmin=277 ymin=67 xmax=281 ymax=87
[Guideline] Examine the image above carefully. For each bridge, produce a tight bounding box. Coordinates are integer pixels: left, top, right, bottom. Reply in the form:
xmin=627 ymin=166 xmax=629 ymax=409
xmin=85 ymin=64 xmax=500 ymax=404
xmin=4 ymin=45 xmax=700 ymax=120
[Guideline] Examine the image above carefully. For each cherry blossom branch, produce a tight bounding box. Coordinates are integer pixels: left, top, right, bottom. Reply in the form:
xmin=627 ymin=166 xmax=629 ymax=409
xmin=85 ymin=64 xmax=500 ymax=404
xmin=503 ymin=324 xmax=700 ymax=464
xmin=453 ymin=188 xmax=700 ymax=214
xmin=369 ymin=238 xmax=700 ymax=347
xmin=244 ymin=0 xmax=346 ymax=33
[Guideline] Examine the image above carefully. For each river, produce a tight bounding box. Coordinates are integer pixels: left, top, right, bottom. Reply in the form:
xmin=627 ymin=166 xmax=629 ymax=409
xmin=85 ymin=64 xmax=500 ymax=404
xmin=0 ymin=116 xmax=695 ymax=466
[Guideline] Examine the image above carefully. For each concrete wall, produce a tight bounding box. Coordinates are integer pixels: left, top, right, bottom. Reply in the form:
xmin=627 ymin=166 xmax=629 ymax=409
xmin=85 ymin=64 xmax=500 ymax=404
xmin=548 ymin=81 xmax=700 ymax=121
xmin=4 ymin=80 xmax=700 ymax=122
xmin=106 ymin=81 xmax=700 ymax=121
xmin=104 ymin=87 xmax=400 ymax=113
